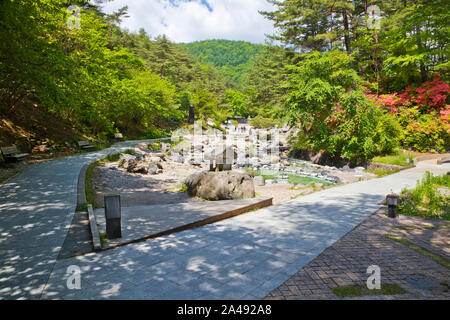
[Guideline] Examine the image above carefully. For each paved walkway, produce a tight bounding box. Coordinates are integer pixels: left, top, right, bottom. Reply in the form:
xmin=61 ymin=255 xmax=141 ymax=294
xmin=265 ymin=209 xmax=450 ymax=300
xmin=0 ymin=147 xmax=448 ymax=299
xmin=94 ymin=198 xmax=272 ymax=249
xmin=0 ymin=140 xmax=160 ymax=299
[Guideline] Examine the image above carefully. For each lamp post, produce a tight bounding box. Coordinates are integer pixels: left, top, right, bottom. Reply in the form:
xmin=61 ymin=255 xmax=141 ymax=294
xmin=386 ymin=194 xmax=400 ymax=218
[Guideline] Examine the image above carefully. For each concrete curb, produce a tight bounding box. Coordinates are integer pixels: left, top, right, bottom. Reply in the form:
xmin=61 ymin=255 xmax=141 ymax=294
xmin=77 ymin=164 xmax=88 ymax=205
xmin=414 ymin=153 xmax=450 ymax=165
xmin=88 ymin=204 xmax=101 ymax=251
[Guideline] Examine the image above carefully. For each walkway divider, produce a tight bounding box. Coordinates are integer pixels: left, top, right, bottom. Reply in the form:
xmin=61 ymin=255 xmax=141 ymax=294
xmin=88 ymin=204 xmax=102 ymax=251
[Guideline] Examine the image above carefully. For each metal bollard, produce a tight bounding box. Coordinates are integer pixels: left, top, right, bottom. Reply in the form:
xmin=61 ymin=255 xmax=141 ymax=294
xmin=104 ymin=194 xmax=122 ymax=239
xmin=386 ymin=194 xmax=400 ymax=218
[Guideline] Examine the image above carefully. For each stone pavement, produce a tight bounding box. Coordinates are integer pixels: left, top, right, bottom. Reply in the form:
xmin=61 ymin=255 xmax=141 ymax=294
xmin=1 ymin=143 xmax=448 ymax=299
xmin=0 ymin=139 xmax=164 ymax=299
xmin=40 ymin=163 xmax=448 ymax=300
xmin=94 ymin=198 xmax=272 ymax=249
xmin=265 ymin=209 xmax=450 ymax=300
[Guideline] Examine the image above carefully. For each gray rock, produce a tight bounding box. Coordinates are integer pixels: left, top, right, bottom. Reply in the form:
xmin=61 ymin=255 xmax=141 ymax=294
xmin=160 ymin=142 xmax=171 ymax=152
xmin=136 ymin=142 xmax=149 ymax=152
xmin=172 ymin=153 xmax=184 ymax=163
xmin=148 ymin=156 xmax=161 ymax=163
xmin=270 ymin=155 xmax=281 ymax=164
xmin=331 ymin=176 xmax=343 ymax=183
xmin=185 ymin=171 xmax=255 ymax=200
xmin=128 ymin=159 xmax=149 ymax=174
xmin=148 ymin=163 xmax=160 ymax=175
xmin=119 ymin=154 xmax=136 ymax=169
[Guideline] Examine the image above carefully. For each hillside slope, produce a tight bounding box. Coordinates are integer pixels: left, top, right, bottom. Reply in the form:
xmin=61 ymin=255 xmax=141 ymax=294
xmin=182 ymin=39 xmax=265 ymax=85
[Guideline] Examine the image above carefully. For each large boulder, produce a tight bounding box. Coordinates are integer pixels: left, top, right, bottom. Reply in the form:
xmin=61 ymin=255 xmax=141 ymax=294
xmin=185 ymin=171 xmax=255 ymax=200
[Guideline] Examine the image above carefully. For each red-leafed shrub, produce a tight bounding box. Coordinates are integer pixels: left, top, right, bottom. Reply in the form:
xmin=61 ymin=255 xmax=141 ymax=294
xmin=416 ymin=78 xmax=449 ymax=110
xmin=366 ymin=77 xmax=450 ymax=153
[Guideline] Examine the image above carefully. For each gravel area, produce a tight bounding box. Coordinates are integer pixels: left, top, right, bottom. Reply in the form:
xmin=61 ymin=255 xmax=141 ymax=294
xmin=90 ymin=160 xmax=208 ymax=207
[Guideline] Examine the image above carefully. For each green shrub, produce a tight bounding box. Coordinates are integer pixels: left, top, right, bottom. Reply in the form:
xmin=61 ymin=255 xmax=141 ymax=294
xmin=249 ymin=116 xmax=279 ymax=128
xmin=401 ymin=110 xmax=450 ymax=153
xmin=144 ymin=126 xmax=167 ymax=139
xmin=148 ymin=142 xmax=161 ymax=151
xmin=399 ymin=172 xmax=450 ymax=220
xmin=283 ymin=51 xmax=402 ymax=163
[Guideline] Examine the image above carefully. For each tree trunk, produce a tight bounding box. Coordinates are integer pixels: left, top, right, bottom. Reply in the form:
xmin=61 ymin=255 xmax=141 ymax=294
xmin=188 ymin=105 xmax=195 ymax=124
xmin=342 ymin=9 xmax=352 ymax=55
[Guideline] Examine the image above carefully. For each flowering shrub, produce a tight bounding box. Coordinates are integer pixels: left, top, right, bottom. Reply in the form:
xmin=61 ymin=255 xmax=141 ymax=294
xmin=367 ymin=77 xmax=450 ymax=153
xmin=416 ymin=78 xmax=449 ymax=110
xmin=398 ymin=106 xmax=450 ymax=153
xmin=367 ymin=93 xmax=401 ymax=113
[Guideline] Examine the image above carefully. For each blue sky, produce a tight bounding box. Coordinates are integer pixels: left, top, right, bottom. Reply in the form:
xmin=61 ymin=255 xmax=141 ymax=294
xmin=100 ymin=0 xmax=276 ymax=44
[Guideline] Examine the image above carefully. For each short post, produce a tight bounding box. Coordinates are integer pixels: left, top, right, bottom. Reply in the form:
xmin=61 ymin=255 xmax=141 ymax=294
xmin=104 ymin=194 xmax=122 ymax=239
xmin=386 ymin=194 xmax=400 ymax=218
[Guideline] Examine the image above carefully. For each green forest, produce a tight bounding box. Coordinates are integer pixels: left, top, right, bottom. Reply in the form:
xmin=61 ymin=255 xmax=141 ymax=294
xmin=0 ymin=0 xmax=449 ymax=165
xmin=182 ymin=40 xmax=264 ymax=85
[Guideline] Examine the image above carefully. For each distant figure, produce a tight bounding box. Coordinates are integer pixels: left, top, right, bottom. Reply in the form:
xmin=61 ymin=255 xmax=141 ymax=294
xmin=188 ymin=105 xmax=195 ymax=124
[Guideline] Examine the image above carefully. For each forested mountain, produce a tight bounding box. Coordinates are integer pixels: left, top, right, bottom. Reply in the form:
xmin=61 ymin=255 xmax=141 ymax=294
xmin=182 ymin=40 xmax=265 ymax=85
xmin=0 ymin=0 xmax=448 ymax=162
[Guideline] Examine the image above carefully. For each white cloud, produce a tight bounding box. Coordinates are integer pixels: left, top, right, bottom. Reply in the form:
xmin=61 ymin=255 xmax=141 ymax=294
xmin=99 ymin=0 xmax=276 ymax=43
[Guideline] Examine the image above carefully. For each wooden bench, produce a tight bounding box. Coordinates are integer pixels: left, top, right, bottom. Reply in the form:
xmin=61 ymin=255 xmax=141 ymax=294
xmin=0 ymin=145 xmax=30 ymax=162
xmin=77 ymin=140 xmax=95 ymax=150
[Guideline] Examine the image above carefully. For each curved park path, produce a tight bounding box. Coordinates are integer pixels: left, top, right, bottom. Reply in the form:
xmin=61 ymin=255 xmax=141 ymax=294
xmin=0 ymin=145 xmax=448 ymax=299
xmin=0 ymin=140 xmax=158 ymax=299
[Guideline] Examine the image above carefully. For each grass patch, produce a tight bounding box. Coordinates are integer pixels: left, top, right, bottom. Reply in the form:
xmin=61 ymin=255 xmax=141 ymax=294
xmin=332 ymin=284 xmax=406 ymax=298
xmin=76 ymin=203 xmax=88 ymax=212
xmin=148 ymin=139 xmax=177 ymax=152
xmin=85 ymin=161 xmax=99 ymax=209
xmin=99 ymin=232 xmax=108 ymax=247
xmin=365 ymin=168 xmax=400 ymax=177
xmin=102 ymin=149 xmax=134 ymax=163
xmin=399 ymin=172 xmax=450 ymax=220
xmin=166 ymin=183 xmax=188 ymax=193
xmin=250 ymin=168 xmax=332 ymax=186
xmin=385 ymin=234 xmax=450 ymax=269
xmin=372 ymin=150 xmax=418 ymax=167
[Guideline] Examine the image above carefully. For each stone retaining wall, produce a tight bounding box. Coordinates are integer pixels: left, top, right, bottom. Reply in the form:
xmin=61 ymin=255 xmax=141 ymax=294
xmin=367 ymin=162 xmax=411 ymax=172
